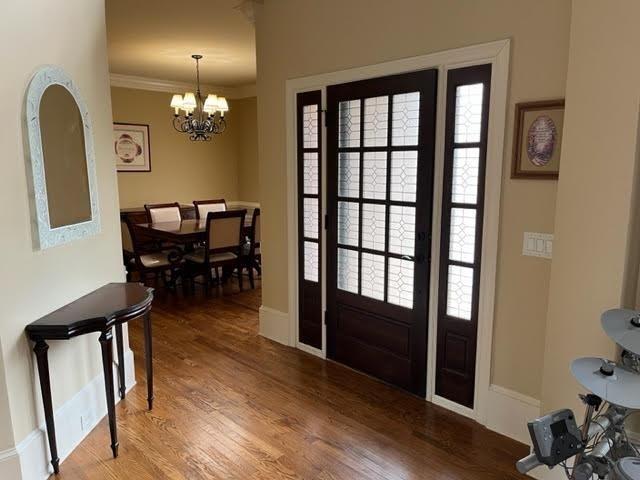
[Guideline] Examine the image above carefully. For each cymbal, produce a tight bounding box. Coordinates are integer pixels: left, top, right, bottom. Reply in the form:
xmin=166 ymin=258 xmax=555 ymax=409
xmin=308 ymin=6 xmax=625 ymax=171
xmin=601 ymin=308 xmax=640 ymax=355
xmin=571 ymin=357 xmax=640 ymax=409
xmin=615 ymin=457 xmax=640 ymax=480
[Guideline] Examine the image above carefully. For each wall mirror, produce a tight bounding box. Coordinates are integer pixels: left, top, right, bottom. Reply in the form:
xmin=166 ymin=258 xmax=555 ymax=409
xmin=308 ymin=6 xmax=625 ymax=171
xmin=25 ymin=66 xmax=100 ymax=249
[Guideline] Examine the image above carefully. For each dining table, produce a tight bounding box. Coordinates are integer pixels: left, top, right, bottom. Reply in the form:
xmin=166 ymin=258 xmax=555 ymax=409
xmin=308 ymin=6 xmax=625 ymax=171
xmin=132 ymin=215 xmax=252 ymax=246
xmin=133 ymin=213 xmax=255 ymax=288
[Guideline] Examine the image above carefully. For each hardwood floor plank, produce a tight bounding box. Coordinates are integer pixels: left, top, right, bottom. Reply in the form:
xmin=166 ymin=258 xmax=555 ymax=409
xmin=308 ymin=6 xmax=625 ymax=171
xmin=56 ymin=281 xmax=529 ymax=479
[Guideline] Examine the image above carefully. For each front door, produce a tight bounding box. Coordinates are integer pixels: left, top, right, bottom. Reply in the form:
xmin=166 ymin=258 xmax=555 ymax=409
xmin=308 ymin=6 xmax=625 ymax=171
xmin=326 ymin=70 xmax=437 ymax=396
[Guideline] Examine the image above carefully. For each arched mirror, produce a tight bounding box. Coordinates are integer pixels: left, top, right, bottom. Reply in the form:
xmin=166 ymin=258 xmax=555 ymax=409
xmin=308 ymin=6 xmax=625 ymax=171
xmin=25 ymin=66 xmax=100 ymax=249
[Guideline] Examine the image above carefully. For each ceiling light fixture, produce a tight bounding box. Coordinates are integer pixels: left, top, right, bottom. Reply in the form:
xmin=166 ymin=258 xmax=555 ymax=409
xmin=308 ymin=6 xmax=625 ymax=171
xmin=170 ymin=55 xmax=228 ymax=141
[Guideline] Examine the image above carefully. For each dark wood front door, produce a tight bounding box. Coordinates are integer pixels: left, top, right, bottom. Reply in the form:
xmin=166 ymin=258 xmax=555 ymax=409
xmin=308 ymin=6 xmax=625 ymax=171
xmin=326 ymin=70 xmax=437 ymax=396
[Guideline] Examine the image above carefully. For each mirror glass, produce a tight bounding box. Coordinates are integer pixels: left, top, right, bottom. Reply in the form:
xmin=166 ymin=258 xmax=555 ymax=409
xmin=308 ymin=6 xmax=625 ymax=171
xmin=39 ymin=84 xmax=91 ymax=228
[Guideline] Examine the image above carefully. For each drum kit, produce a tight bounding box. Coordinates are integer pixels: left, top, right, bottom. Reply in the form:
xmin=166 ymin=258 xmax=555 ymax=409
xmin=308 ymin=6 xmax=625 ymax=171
xmin=517 ymin=308 xmax=640 ymax=479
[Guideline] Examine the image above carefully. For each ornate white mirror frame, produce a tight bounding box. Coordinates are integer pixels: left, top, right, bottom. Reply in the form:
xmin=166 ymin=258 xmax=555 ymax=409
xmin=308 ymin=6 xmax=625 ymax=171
xmin=25 ymin=66 xmax=100 ymax=249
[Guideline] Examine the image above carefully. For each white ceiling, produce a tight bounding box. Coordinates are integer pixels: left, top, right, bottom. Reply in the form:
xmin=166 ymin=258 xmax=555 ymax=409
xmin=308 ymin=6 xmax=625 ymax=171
xmin=105 ymin=0 xmax=256 ymax=87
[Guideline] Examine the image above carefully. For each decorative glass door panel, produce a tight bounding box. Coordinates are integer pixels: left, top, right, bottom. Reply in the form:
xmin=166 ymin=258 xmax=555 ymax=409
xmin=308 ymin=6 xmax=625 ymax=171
xmin=297 ymin=91 xmax=322 ymax=349
xmin=436 ymin=64 xmax=491 ymax=408
xmin=326 ymin=70 xmax=437 ymax=396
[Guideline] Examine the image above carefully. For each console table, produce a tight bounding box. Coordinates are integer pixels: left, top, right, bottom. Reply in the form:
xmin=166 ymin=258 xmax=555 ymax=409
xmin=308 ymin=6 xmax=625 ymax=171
xmin=25 ymin=283 xmax=154 ymax=474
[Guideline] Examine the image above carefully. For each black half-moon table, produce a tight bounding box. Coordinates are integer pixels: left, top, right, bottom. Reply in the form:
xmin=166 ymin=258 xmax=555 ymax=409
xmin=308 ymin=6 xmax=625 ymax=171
xmin=25 ymin=282 xmax=154 ymax=474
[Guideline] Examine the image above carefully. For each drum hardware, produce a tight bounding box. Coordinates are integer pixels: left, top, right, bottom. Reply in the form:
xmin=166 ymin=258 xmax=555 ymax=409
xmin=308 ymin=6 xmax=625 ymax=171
xmin=517 ymin=307 xmax=640 ymax=479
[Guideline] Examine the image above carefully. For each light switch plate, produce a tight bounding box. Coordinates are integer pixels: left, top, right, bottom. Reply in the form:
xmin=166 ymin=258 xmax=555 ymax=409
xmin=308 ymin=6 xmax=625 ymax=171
xmin=523 ymin=232 xmax=553 ymax=259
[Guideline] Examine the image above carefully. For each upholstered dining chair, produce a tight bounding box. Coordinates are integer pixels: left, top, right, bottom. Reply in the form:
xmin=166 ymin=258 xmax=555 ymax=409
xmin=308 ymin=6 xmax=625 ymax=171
xmin=184 ymin=209 xmax=246 ymax=292
xmin=193 ymin=199 xmax=227 ymax=219
xmin=145 ymin=202 xmax=182 ymax=224
xmin=121 ymin=217 xmax=184 ymax=288
xmin=241 ymin=208 xmax=261 ymax=289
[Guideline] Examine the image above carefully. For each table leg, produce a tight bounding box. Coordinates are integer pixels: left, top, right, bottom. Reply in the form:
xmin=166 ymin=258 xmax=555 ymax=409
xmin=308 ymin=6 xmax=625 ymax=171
xmin=143 ymin=311 xmax=154 ymax=410
xmin=99 ymin=329 xmax=119 ymax=458
xmin=114 ymin=324 xmax=126 ymax=400
xmin=33 ymin=340 xmax=60 ymax=474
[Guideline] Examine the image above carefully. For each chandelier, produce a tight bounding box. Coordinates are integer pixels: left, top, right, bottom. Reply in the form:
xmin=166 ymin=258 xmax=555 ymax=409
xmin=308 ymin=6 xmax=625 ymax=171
xmin=170 ymin=55 xmax=228 ymax=141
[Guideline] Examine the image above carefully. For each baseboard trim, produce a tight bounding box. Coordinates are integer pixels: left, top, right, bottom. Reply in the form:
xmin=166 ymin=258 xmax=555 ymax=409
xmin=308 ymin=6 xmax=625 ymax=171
xmin=296 ymin=342 xmax=323 ymax=358
xmin=485 ymin=384 xmax=540 ymax=446
xmin=0 ymin=445 xmax=21 ymax=480
xmin=259 ymin=306 xmax=291 ymax=346
xmin=7 ymin=349 xmax=136 ymax=480
xmin=431 ymin=394 xmax=476 ymax=420
xmin=528 ymin=465 xmax=567 ymax=480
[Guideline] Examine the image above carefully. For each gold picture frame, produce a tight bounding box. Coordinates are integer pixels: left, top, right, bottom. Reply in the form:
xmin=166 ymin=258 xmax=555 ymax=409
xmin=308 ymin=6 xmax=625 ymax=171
xmin=511 ymin=100 xmax=564 ymax=179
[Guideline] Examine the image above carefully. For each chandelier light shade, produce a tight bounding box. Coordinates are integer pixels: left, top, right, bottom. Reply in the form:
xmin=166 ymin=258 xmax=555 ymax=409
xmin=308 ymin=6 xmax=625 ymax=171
xmin=170 ymin=55 xmax=228 ymax=141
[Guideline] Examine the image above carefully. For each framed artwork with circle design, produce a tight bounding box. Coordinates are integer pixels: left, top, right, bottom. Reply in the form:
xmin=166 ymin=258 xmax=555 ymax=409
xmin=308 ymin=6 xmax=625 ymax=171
xmin=113 ymin=123 xmax=151 ymax=172
xmin=511 ymin=100 xmax=564 ymax=179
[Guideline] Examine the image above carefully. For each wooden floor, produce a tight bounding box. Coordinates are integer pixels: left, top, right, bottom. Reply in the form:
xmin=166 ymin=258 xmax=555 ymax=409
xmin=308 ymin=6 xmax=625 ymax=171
xmin=57 ymin=280 xmax=529 ymax=479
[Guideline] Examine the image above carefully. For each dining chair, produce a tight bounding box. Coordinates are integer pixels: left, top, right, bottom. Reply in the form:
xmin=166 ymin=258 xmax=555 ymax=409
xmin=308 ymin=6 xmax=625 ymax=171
xmin=184 ymin=209 xmax=246 ymax=292
xmin=241 ymin=208 xmax=261 ymax=289
xmin=193 ymin=199 xmax=227 ymax=219
xmin=145 ymin=202 xmax=182 ymax=223
xmin=121 ymin=217 xmax=184 ymax=288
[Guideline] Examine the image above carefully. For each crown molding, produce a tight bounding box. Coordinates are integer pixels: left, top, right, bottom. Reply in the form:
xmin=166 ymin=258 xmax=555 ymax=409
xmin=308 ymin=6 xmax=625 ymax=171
xmin=234 ymin=0 xmax=264 ymax=24
xmin=109 ymin=73 xmax=256 ymax=99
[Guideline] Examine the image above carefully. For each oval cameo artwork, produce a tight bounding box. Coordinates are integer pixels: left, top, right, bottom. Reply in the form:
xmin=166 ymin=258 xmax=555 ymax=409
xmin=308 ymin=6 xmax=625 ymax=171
xmin=526 ymin=115 xmax=557 ymax=166
xmin=114 ymin=133 xmax=143 ymax=164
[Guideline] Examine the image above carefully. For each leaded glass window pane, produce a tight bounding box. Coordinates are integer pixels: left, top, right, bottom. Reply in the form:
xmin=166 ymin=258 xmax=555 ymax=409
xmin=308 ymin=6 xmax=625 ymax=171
xmin=454 ymin=83 xmax=483 ymax=143
xmin=362 ymin=151 xmax=387 ymax=200
xmin=363 ymin=96 xmax=388 ymax=147
xmin=339 ymin=100 xmax=361 ymax=148
xmin=446 ymin=265 xmax=473 ymax=320
xmin=337 ymin=201 xmax=359 ymax=247
xmin=361 ymin=203 xmax=386 ymax=252
xmin=449 ymin=208 xmax=476 ymax=263
xmin=304 ymin=241 xmax=318 ymax=282
xmin=389 ymin=205 xmax=415 ymax=256
xmin=361 ymin=253 xmax=385 ymax=300
xmin=392 ymin=92 xmax=420 ymax=146
xmin=303 ymin=152 xmax=319 ymax=195
xmin=303 ymin=104 xmax=319 ymax=149
xmin=337 ymin=247 xmax=359 ymax=293
xmin=390 ymin=151 xmax=418 ymax=203
xmin=338 ymin=152 xmax=360 ymax=198
xmin=387 ymin=257 xmax=414 ymax=308
xmin=303 ymin=197 xmax=318 ymax=239
xmin=452 ymin=148 xmax=479 ymax=204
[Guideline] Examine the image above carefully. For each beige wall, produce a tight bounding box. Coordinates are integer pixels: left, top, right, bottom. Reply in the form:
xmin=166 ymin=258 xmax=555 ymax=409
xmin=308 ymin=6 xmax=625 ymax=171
xmin=0 ymin=0 xmax=124 ymax=444
xmin=112 ymin=87 xmax=259 ymax=207
xmin=541 ymin=0 xmax=640 ymax=413
xmin=255 ymin=0 xmax=571 ymax=399
xmin=235 ymin=97 xmax=260 ymax=203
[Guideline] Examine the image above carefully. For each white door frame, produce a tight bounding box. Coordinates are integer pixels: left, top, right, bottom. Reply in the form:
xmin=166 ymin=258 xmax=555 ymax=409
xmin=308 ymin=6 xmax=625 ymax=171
xmin=284 ymin=39 xmax=510 ymax=423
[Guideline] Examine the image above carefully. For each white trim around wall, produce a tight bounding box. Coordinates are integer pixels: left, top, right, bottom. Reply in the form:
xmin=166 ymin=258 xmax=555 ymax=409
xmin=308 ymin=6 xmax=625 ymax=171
xmin=0 ymin=349 xmax=135 ymax=480
xmin=227 ymin=200 xmax=261 ymax=209
xmin=259 ymin=306 xmax=290 ymax=345
xmin=485 ymin=384 xmax=540 ymax=445
xmin=109 ymin=73 xmax=257 ymax=99
xmin=282 ymin=39 xmax=511 ymax=426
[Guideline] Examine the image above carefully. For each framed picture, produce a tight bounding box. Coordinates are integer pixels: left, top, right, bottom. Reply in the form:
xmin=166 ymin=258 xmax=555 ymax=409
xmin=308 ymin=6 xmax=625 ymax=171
xmin=113 ymin=123 xmax=151 ymax=172
xmin=511 ymin=100 xmax=564 ymax=179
